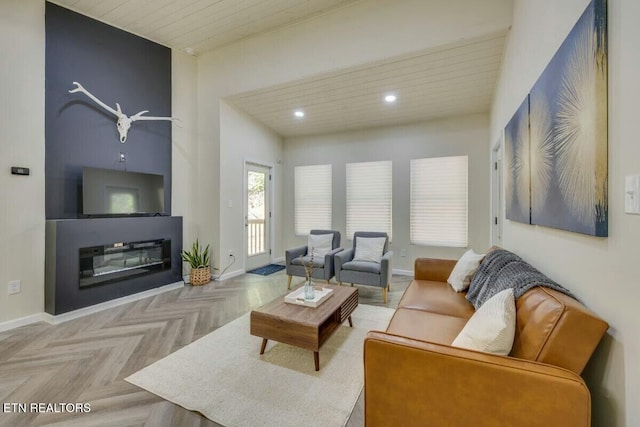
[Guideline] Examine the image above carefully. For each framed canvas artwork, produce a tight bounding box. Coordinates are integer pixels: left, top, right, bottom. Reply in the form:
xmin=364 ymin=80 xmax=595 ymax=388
xmin=529 ymin=0 xmax=608 ymax=236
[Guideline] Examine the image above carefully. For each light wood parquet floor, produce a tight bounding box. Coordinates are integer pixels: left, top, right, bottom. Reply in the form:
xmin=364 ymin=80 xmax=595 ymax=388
xmin=0 ymin=270 xmax=411 ymax=427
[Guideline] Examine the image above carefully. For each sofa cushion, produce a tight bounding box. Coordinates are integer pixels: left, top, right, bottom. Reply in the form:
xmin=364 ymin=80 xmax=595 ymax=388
xmin=307 ymin=233 xmax=333 ymax=258
xmin=291 ymin=256 xmax=325 ymax=268
xmin=341 ymin=260 xmax=381 ymax=274
xmin=386 ymin=308 xmax=468 ymax=344
xmin=398 ymin=280 xmax=475 ymax=319
xmin=452 ymin=288 xmax=516 ymax=355
xmin=415 ymin=258 xmax=457 ymax=282
xmin=447 ymin=249 xmax=484 ymax=292
xmin=353 ymin=237 xmax=386 ymax=263
xmin=511 ymin=287 xmax=609 ymax=374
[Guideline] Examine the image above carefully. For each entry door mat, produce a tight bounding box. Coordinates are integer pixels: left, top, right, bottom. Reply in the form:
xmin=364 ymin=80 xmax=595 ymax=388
xmin=247 ymin=264 xmax=286 ymax=275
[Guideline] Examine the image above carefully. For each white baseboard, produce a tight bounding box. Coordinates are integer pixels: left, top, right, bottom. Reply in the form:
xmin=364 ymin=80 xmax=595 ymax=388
xmin=0 ymin=282 xmax=186 ymax=332
xmin=0 ymin=313 xmax=47 ymax=333
xmin=215 ymin=269 xmax=245 ymax=281
xmin=272 ymin=256 xmax=285 ymax=263
xmin=42 ymin=281 xmax=185 ymax=326
xmin=392 ymin=269 xmax=414 ymax=277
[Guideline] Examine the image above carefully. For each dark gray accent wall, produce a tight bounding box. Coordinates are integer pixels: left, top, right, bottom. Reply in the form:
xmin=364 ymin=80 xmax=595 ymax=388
xmin=45 ymin=216 xmax=183 ymax=315
xmin=45 ymin=2 xmax=172 ymax=219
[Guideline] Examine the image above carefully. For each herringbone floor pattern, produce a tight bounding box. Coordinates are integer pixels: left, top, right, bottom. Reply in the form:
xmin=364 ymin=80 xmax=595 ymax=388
xmin=0 ymin=270 xmax=410 ymax=427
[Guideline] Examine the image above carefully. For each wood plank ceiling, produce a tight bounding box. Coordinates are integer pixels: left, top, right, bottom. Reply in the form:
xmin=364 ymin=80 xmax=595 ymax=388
xmin=227 ymin=32 xmax=507 ymax=137
xmin=50 ymin=1 xmax=508 ymax=137
xmin=50 ymin=0 xmax=360 ymax=54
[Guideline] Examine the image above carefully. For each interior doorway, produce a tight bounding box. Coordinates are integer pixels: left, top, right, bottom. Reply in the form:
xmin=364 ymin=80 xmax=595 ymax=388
xmin=245 ymin=162 xmax=272 ymax=271
xmin=491 ymin=136 xmax=504 ymax=246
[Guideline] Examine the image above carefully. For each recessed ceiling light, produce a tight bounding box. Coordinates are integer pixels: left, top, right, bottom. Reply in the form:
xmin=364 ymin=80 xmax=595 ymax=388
xmin=384 ymin=94 xmax=397 ymax=103
xmin=294 ymin=110 xmax=305 ymax=118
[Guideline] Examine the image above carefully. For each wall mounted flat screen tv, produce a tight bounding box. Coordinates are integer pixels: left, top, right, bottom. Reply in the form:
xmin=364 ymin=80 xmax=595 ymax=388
xmin=82 ymin=167 xmax=165 ymax=216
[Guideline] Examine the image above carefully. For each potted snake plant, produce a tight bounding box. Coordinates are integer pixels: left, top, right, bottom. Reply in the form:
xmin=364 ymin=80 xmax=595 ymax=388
xmin=181 ymin=240 xmax=213 ymax=286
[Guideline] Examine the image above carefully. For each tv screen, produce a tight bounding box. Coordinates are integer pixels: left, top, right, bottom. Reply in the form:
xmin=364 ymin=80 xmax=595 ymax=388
xmin=82 ymin=167 xmax=165 ymax=216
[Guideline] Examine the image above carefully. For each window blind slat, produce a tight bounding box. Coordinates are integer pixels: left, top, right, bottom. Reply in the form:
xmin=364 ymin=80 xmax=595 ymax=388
xmin=410 ymin=156 xmax=468 ymax=247
xmin=295 ymin=164 xmax=332 ymax=235
xmin=346 ymin=161 xmax=392 ymax=240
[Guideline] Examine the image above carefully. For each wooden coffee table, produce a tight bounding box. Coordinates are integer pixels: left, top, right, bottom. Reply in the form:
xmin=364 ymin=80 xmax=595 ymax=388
xmin=250 ymin=284 xmax=358 ymax=371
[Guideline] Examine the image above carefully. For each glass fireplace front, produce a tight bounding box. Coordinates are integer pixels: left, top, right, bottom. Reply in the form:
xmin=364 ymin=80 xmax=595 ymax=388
xmin=79 ymin=239 xmax=171 ymax=288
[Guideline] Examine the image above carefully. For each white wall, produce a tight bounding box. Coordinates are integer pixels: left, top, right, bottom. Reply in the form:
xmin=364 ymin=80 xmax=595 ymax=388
xmin=197 ymin=0 xmax=511 ymax=270
xmin=283 ymin=114 xmax=491 ymax=272
xmin=491 ymin=1 xmax=639 ymax=425
xmin=172 ymin=51 xmax=199 ymax=248
xmin=219 ymin=102 xmax=284 ymax=274
xmin=0 ymin=0 xmax=46 ymax=324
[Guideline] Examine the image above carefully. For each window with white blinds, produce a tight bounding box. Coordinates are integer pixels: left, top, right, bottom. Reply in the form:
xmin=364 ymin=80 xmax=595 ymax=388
xmin=410 ymin=156 xmax=468 ymax=247
xmin=294 ymin=164 xmax=332 ymax=236
xmin=346 ymin=161 xmax=392 ymax=240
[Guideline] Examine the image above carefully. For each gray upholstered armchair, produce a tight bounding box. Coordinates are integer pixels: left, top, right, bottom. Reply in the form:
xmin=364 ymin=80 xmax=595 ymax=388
xmin=285 ymin=230 xmax=342 ymax=289
xmin=335 ymin=231 xmax=393 ymax=303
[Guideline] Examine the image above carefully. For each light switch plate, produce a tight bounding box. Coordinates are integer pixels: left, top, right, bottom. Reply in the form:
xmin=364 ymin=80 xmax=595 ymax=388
xmin=625 ymin=175 xmax=640 ymax=214
xmin=8 ymin=280 xmax=21 ymax=295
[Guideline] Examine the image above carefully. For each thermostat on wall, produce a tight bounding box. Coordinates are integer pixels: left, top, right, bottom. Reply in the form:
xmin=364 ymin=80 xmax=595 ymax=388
xmin=11 ymin=167 xmax=30 ymax=176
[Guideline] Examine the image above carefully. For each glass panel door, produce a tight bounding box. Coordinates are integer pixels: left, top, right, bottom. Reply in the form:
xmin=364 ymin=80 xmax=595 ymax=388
xmin=245 ymin=163 xmax=271 ymax=270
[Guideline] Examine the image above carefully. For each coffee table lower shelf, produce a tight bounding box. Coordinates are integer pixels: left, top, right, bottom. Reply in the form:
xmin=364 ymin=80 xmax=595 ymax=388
xmin=250 ymin=285 xmax=358 ymax=371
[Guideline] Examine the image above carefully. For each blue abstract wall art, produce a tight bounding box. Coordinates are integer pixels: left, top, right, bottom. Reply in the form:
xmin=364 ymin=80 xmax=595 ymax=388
xmin=504 ymin=0 xmax=608 ymax=236
xmin=505 ymin=97 xmax=531 ymax=225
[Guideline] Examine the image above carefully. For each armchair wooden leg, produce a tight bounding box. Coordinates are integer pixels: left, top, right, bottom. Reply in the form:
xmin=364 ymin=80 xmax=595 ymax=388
xmin=387 ymin=282 xmax=390 ymax=291
xmin=326 ymin=279 xmax=330 ymax=284
xmin=382 ymin=287 xmax=388 ymax=304
xmin=287 ymin=275 xmax=292 ymax=289
xmin=350 ymin=283 xmax=354 ymax=287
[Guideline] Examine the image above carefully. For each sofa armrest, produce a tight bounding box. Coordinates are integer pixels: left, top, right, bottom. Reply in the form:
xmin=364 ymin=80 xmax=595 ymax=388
xmin=285 ymin=246 xmax=307 ymax=266
xmin=334 ymin=248 xmax=354 ymax=282
xmin=414 ymin=257 xmax=457 ymax=282
xmin=364 ymin=331 xmax=591 ymax=427
xmin=381 ymin=251 xmax=393 ymax=284
xmin=321 ymin=247 xmax=343 ymax=280
xmin=326 ymin=247 xmax=343 ymax=258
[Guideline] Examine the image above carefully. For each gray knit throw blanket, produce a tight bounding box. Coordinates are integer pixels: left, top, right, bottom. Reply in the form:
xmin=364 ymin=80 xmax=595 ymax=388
xmin=466 ymin=249 xmax=576 ymax=309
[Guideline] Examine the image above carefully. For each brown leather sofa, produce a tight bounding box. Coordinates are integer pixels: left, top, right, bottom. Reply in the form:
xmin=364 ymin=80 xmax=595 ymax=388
xmin=364 ymin=257 xmax=608 ymax=427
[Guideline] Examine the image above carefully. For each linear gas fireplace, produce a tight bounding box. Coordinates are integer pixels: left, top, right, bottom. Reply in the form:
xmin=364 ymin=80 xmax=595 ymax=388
xmin=79 ymin=239 xmax=171 ymax=288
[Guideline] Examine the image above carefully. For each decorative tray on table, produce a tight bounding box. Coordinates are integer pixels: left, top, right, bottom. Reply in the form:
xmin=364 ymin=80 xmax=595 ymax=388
xmin=284 ymin=286 xmax=334 ymax=308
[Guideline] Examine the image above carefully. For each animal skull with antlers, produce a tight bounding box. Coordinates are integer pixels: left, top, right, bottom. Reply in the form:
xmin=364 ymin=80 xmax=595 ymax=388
xmin=69 ymin=81 xmax=180 ymax=143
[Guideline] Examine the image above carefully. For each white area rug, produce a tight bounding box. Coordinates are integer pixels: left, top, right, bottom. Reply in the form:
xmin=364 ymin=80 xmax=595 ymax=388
xmin=126 ymin=304 xmax=395 ymax=427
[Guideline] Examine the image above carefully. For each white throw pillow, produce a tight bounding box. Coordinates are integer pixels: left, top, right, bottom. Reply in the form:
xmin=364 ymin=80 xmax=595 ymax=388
xmin=353 ymin=237 xmax=386 ymax=263
xmin=307 ymin=233 xmax=334 ymax=258
xmin=447 ymin=249 xmax=485 ymax=292
xmin=451 ymin=288 xmax=516 ymax=355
